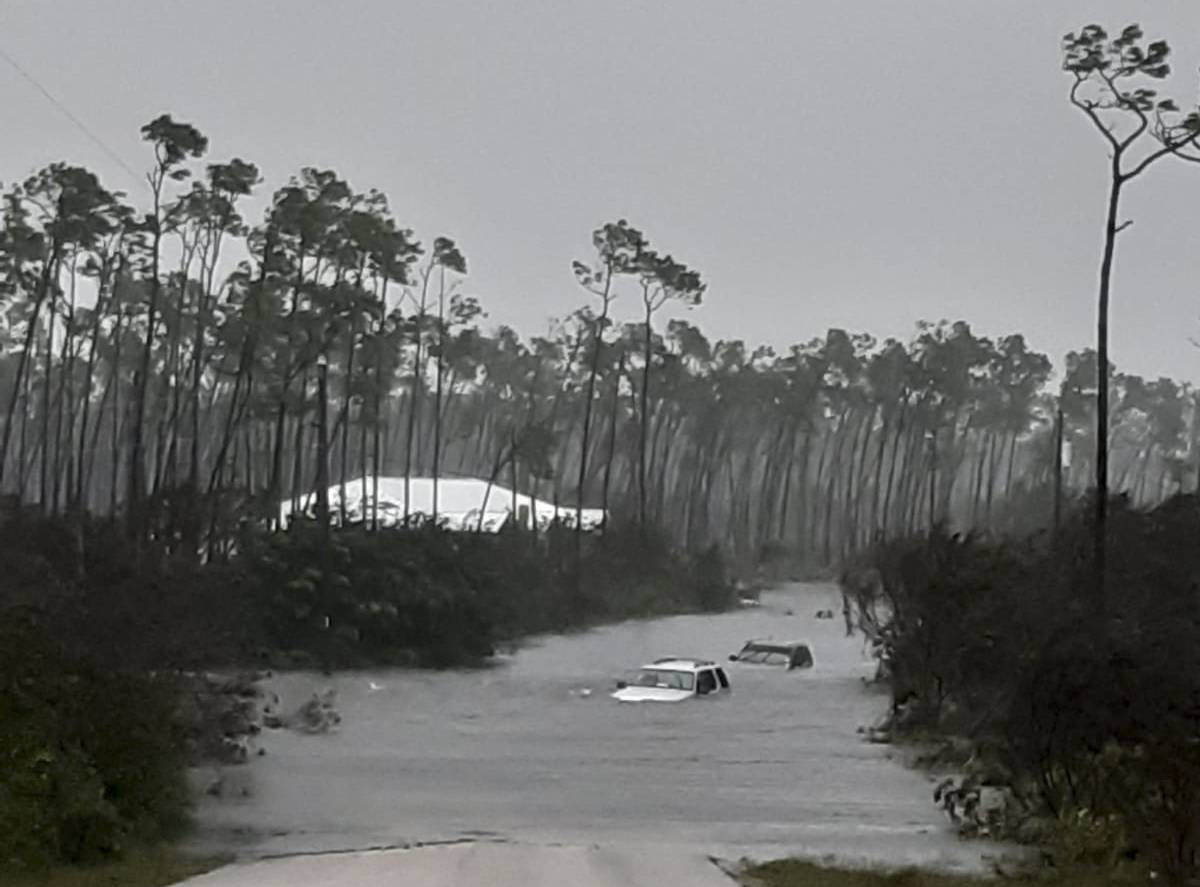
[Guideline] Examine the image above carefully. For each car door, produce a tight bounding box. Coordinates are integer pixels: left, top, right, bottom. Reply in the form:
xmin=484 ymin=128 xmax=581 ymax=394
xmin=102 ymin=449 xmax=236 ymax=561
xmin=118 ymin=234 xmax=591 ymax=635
xmin=695 ymin=668 xmax=719 ymax=697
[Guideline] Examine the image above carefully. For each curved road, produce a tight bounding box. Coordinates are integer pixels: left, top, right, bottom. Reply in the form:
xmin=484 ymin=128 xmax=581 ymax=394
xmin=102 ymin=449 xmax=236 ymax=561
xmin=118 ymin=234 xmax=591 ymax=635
xmin=187 ymin=583 xmax=1000 ymax=881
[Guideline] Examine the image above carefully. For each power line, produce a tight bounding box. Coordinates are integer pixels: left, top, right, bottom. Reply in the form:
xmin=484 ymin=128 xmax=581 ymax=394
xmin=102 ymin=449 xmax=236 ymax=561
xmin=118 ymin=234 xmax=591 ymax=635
xmin=0 ymin=40 xmax=146 ymax=189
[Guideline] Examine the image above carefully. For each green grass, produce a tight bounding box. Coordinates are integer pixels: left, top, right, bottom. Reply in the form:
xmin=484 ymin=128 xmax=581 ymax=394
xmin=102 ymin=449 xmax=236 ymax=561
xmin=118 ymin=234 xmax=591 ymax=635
xmin=741 ymin=859 xmax=1150 ymax=887
xmin=0 ymin=848 xmax=225 ymax=887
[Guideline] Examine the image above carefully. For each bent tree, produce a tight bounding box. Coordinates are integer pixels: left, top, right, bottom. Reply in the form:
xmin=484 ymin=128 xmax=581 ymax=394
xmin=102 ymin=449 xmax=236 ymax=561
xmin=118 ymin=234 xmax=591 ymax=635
xmin=571 ymin=220 xmax=645 ymax=541
xmin=634 ymin=252 xmax=704 ymax=527
xmin=1062 ymin=23 xmax=1200 ymax=616
xmin=128 ymin=115 xmax=209 ymax=540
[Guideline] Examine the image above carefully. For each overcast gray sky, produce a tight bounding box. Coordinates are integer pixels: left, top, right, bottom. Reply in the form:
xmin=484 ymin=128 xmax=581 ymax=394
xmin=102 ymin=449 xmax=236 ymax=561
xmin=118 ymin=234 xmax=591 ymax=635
xmin=3 ymin=1 xmax=1200 ymax=381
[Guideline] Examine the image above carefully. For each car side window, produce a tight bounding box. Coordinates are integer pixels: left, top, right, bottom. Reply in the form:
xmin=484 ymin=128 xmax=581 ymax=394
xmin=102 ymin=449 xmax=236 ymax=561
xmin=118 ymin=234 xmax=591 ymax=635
xmin=696 ymin=669 xmax=717 ymax=695
xmin=715 ymin=668 xmax=729 ymax=689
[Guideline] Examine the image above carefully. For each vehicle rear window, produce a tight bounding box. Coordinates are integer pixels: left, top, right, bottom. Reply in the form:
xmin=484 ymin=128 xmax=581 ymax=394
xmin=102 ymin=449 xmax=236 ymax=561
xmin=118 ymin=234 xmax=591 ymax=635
xmin=739 ymin=645 xmax=791 ymax=665
xmin=634 ymin=668 xmax=694 ymax=690
xmin=715 ymin=668 xmax=729 ymax=688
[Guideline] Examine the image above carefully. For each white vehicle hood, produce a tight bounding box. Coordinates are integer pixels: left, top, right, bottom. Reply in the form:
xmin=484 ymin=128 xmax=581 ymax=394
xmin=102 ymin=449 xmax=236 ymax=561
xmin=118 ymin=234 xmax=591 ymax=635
xmin=610 ymin=686 xmax=692 ymax=703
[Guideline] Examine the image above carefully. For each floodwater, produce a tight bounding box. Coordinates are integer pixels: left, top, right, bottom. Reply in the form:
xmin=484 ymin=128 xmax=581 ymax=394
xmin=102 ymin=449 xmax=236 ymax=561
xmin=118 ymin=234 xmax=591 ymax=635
xmin=191 ymin=583 xmax=1008 ymax=873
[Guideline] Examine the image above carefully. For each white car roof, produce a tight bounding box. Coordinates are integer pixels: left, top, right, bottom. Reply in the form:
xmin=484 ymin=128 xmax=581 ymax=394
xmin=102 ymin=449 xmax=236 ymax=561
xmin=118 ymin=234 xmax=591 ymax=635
xmin=640 ymin=658 xmax=718 ymax=672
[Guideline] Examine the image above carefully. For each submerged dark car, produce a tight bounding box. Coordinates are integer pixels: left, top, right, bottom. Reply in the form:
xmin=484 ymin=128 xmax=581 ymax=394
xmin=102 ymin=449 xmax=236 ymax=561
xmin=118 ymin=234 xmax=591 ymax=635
xmin=728 ymin=639 xmax=814 ymax=670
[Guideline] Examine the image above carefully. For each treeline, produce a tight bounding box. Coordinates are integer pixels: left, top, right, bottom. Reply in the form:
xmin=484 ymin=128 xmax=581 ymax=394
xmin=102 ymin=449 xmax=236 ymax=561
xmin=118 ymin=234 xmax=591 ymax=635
xmin=1 ymin=116 xmax=1196 ymax=568
xmin=842 ymin=495 xmax=1200 ymax=882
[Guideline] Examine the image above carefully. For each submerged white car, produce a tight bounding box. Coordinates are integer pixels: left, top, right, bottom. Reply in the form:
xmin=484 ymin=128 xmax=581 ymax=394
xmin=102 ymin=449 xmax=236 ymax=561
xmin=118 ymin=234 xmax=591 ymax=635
xmin=610 ymin=658 xmax=731 ymax=703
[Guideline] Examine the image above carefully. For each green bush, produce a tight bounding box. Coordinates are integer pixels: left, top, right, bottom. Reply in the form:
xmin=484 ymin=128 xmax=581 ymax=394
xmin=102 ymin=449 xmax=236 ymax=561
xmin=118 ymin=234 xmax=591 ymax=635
xmin=0 ymin=507 xmax=198 ymax=872
xmin=0 ymin=500 xmax=732 ymax=870
xmin=845 ymin=494 xmax=1200 ymax=880
xmin=0 ymin=615 xmax=187 ymax=870
xmin=219 ymin=517 xmax=734 ymax=669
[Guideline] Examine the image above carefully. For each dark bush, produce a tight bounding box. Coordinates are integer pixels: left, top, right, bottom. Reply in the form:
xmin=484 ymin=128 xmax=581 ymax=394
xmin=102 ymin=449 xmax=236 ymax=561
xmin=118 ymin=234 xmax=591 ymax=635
xmin=0 ymin=612 xmax=187 ymax=870
xmin=845 ymin=494 xmax=1200 ymax=880
xmin=0 ymin=507 xmax=217 ymax=872
xmin=0 ymin=499 xmax=731 ymax=870
xmin=218 ymin=516 xmax=734 ymax=669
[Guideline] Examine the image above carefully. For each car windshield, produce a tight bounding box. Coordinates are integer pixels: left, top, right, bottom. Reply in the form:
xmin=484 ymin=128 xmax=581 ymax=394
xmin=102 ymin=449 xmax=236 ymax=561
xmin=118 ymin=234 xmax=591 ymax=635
xmin=633 ymin=668 xmax=694 ymax=690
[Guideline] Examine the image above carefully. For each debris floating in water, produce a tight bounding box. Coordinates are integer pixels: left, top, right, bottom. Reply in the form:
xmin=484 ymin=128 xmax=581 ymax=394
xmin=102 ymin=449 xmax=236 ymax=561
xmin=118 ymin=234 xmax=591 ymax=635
xmin=263 ymin=689 xmax=341 ymax=734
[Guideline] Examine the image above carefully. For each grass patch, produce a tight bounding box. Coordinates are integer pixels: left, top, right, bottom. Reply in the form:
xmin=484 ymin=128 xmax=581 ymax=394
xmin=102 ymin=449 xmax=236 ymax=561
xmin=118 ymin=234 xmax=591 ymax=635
xmin=0 ymin=848 xmax=225 ymax=887
xmin=741 ymin=859 xmax=1149 ymax=887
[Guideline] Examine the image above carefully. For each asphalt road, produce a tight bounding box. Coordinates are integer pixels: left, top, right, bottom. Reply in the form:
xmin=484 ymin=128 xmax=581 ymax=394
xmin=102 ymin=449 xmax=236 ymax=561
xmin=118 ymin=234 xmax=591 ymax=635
xmin=177 ymin=843 xmax=741 ymax=887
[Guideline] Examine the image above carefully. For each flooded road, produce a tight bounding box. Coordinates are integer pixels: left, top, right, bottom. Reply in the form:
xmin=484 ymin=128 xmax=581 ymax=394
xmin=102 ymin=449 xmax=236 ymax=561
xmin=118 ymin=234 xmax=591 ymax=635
xmin=192 ymin=583 xmax=998 ymax=872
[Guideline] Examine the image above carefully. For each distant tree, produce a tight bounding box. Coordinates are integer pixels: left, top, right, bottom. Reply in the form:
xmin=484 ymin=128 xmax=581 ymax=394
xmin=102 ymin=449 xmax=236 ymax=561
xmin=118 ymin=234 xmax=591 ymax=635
xmin=571 ymin=220 xmax=645 ymax=540
xmin=633 ymin=251 xmax=704 ymax=528
xmin=1062 ymin=23 xmax=1200 ymax=616
xmin=5 ymin=115 xmax=1198 ymax=570
xmin=429 ymin=237 xmax=470 ymax=519
xmin=129 ymin=115 xmax=208 ymax=538
xmin=0 ymin=166 xmax=122 ymax=507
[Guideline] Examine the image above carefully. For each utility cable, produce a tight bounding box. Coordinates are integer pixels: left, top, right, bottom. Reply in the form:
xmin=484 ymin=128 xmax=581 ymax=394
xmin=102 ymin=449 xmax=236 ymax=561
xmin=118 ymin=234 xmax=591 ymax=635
xmin=0 ymin=39 xmax=146 ymax=189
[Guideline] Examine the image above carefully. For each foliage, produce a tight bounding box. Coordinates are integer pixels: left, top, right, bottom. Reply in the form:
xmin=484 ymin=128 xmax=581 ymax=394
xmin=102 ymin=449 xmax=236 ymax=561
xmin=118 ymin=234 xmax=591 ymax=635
xmin=0 ymin=491 xmax=732 ymax=871
xmin=0 ymin=615 xmax=188 ymax=870
xmin=844 ymin=494 xmax=1200 ymax=881
xmin=1062 ymin=21 xmax=1200 ymax=615
xmin=0 ymin=504 xmax=219 ymax=871
xmin=1 ymin=116 xmax=1198 ymax=580
xmin=0 ymin=847 xmax=222 ymax=887
xmin=219 ymin=517 xmax=735 ymax=669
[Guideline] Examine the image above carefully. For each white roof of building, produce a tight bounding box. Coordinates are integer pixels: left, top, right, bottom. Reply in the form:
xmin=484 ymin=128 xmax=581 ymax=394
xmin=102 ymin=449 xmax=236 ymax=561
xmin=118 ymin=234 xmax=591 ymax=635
xmin=279 ymin=476 xmax=605 ymax=532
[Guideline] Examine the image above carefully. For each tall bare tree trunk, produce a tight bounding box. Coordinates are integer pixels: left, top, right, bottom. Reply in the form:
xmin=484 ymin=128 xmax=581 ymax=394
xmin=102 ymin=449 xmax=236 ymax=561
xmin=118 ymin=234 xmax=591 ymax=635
xmin=576 ymin=274 xmax=613 ymax=546
xmin=600 ymin=349 xmax=625 ymax=530
xmin=1093 ymin=168 xmax=1123 ymax=620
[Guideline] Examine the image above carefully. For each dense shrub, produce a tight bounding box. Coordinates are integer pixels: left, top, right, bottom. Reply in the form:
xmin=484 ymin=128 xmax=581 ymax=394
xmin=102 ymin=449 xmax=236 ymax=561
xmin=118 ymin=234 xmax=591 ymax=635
xmin=843 ymin=494 xmax=1200 ymax=881
xmin=0 ymin=499 xmax=731 ymax=869
xmin=0 ymin=612 xmax=188 ymax=870
xmin=222 ymin=518 xmax=500 ymax=668
xmin=218 ymin=516 xmax=735 ymax=668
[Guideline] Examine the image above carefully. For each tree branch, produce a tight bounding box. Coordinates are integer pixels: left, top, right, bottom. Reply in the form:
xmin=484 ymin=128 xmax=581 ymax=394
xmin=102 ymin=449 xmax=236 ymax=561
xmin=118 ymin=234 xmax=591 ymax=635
xmin=1069 ymin=76 xmax=1122 ymax=151
xmin=1124 ymin=131 xmax=1200 ymax=179
xmin=1097 ymin=68 xmax=1150 ymax=150
xmin=1114 ymin=220 xmax=1133 ymax=234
